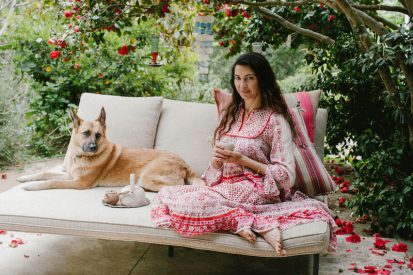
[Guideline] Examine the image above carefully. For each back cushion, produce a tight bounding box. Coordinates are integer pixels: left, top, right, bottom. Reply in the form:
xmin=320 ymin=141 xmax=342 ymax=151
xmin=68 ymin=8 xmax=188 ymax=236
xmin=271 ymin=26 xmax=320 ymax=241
xmin=76 ymin=93 xmax=163 ymax=148
xmin=154 ymin=99 xmax=217 ymax=176
xmin=63 ymin=93 xmax=163 ymax=170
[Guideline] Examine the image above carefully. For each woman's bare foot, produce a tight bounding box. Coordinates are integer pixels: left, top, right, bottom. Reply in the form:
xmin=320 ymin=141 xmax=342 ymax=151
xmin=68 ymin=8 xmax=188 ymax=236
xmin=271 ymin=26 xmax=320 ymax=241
xmin=261 ymin=228 xmax=286 ymax=256
xmin=238 ymin=228 xmax=256 ymax=243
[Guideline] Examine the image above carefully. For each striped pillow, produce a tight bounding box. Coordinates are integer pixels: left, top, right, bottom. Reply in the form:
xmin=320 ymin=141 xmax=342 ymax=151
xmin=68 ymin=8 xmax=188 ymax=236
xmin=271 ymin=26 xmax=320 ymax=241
xmin=290 ymin=107 xmax=337 ymax=196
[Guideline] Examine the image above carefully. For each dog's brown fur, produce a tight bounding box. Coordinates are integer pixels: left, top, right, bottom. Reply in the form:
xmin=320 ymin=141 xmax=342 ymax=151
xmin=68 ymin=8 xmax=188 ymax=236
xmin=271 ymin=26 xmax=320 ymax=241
xmin=18 ymin=107 xmax=203 ymax=191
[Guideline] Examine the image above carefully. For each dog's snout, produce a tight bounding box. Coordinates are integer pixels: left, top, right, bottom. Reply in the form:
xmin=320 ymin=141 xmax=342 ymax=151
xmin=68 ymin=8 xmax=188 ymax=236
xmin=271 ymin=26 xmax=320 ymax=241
xmin=89 ymin=143 xmax=97 ymax=152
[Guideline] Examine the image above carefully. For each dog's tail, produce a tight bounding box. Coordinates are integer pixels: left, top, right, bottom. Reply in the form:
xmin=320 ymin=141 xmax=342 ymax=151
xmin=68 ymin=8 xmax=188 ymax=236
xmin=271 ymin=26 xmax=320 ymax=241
xmin=185 ymin=167 xmax=206 ymax=186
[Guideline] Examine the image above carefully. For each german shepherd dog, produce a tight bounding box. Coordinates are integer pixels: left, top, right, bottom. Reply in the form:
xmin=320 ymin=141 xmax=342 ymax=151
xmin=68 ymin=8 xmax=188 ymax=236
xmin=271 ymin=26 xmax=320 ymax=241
xmin=18 ymin=108 xmax=203 ymax=191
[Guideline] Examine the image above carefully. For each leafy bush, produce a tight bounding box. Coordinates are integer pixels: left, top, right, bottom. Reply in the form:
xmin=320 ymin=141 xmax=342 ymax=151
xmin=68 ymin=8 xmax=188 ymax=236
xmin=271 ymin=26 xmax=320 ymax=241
xmin=0 ymin=53 xmax=30 ymax=168
xmin=8 ymin=7 xmax=196 ymax=156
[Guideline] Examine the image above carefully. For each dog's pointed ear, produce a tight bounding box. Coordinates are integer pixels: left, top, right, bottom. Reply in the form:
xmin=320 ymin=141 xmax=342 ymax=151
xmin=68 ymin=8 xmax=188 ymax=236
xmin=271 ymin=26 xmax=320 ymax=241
xmin=96 ymin=107 xmax=106 ymax=128
xmin=69 ymin=109 xmax=82 ymax=129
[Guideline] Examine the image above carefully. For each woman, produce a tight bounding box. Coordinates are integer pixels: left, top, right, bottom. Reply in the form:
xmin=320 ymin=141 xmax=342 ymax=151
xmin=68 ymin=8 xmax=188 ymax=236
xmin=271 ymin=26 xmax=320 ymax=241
xmin=151 ymin=52 xmax=336 ymax=255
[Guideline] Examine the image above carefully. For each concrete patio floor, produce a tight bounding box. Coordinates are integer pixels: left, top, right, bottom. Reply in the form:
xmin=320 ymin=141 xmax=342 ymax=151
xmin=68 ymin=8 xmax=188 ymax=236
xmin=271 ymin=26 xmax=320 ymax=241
xmin=0 ymin=159 xmax=412 ymax=275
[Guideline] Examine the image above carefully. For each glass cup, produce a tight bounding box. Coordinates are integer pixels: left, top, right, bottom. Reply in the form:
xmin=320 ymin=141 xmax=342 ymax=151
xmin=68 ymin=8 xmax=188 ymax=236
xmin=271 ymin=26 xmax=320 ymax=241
xmin=220 ymin=136 xmax=234 ymax=151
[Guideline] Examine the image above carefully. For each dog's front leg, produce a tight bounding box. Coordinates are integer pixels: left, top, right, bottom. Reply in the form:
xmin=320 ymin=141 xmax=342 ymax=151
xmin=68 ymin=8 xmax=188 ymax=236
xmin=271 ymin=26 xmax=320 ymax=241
xmin=17 ymin=171 xmax=69 ymax=183
xmin=23 ymin=179 xmax=91 ymax=191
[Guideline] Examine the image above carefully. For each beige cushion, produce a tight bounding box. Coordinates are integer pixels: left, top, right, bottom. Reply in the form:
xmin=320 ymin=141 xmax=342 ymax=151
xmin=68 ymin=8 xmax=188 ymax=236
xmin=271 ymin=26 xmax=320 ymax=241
xmin=0 ymin=183 xmax=329 ymax=257
xmin=76 ymin=93 xmax=163 ymax=148
xmin=154 ymin=99 xmax=218 ymax=176
xmin=63 ymin=94 xmax=163 ymax=170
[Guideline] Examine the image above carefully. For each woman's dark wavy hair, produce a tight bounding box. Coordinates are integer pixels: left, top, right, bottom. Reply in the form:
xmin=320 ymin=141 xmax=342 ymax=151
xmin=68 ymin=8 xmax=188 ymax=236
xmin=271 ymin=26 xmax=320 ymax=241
xmin=213 ymin=52 xmax=296 ymax=142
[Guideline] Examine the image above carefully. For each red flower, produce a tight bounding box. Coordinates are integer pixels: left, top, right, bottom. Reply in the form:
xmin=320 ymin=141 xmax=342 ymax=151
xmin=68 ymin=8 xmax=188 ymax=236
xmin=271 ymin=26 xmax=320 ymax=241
xmin=336 ymin=177 xmax=344 ymax=183
xmin=293 ymin=6 xmax=301 ymax=12
xmin=219 ymin=41 xmax=225 ymax=47
xmin=224 ymin=4 xmax=232 ymax=17
xmin=48 ymin=38 xmax=56 ymax=45
xmin=346 ymin=233 xmax=361 ymax=243
xmin=118 ymin=45 xmax=129 ymax=55
xmin=328 ymin=15 xmax=335 ymax=22
xmin=203 ymin=0 xmax=209 ymax=4
xmin=338 ymin=197 xmax=346 ymax=206
xmin=64 ymin=57 xmax=71 ymax=62
xmin=242 ymin=11 xmax=251 ymax=18
xmin=1 ymin=173 xmax=7 ymax=179
xmin=161 ymin=4 xmax=170 ymax=14
xmin=372 ymin=232 xmax=381 ymax=237
xmin=392 ymin=243 xmax=408 ymax=252
xmin=373 ymin=237 xmax=390 ymax=249
xmin=319 ymin=3 xmax=324 ymax=8
xmin=74 ymin=63 xmax=80 ymax=70
xmin=74 ymin=26 xmax=80 ymax=32
xmin=56 ymin=39 xmax=67 ymax=48
xmin=309 ymin=23 xmax=317 ymax=31
xmin=49 ymin=50 xmax=61 ymax=59
xmin=64 ymin=10 xmax=73 ymax=19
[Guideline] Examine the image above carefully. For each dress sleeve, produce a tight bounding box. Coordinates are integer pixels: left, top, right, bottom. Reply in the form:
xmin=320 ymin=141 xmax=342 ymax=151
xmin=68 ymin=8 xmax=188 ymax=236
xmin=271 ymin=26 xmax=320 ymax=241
xmin=261 ymin=115 xmax=296 ymax=196
xmin=202 ymin=164 xmax=223 ymax=187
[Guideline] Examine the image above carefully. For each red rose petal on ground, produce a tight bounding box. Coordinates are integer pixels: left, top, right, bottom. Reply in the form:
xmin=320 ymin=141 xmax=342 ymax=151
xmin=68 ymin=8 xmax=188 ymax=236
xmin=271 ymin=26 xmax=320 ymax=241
xmin=384 ymin=264 xmax=392 ymax=269
xmin=386 ymin=259 xmax=396 ymax=264
xmin=392 ymin=243 xmax=408 ymax=252
xmin=373 ymin=233 xmax=381 ymax=237
xmin=346 ymin=233 xmax=361 ymax=243
xmin=24 ymin=254 xmax=29 ymax=258
xmin=374 ymin=237 xmax=390 ymax=249
xmin=346 ymin=249 xmax=352 ymax=253
xmin=342 ymin=222 xmax=354 ymax=234
xmin=0 ymin=230 xmax=6 ymax=234
xmin=340 ymin=187 xmax=349 ymax=193
xmin=1 ymin=173 xmax=7 ymax=179
xmin=338 ymin=197 xmax=346 ymax=206
xmin=364 ymin=265 xmax=378 ymax=273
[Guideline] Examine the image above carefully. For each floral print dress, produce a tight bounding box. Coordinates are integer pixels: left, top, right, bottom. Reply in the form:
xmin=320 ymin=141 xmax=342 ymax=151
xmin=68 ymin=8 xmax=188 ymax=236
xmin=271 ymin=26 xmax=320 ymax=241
xmin=151 ymin=106 xmax=336 ymax=250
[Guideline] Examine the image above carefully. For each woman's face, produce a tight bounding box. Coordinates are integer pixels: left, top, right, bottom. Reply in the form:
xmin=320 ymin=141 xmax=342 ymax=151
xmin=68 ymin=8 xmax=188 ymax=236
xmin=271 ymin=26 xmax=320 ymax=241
xmin=234 ymin=65 xmax=261 ymax=103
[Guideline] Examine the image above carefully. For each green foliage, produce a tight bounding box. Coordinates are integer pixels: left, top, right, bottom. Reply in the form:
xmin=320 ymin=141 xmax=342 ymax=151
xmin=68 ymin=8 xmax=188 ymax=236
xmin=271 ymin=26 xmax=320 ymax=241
xmin=8 ymin=6 xmax=196 ymax=156
xmin=0 ymin=54 xmax=30 ymax=168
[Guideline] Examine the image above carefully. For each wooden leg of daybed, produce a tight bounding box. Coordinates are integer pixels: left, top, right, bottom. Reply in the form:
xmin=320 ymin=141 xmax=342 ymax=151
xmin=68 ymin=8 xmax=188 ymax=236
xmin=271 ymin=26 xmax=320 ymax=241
xmin=312 ymin=254 xmax=320 ymax=275
xmin=168 ymin=245 xmax=174 ymax=257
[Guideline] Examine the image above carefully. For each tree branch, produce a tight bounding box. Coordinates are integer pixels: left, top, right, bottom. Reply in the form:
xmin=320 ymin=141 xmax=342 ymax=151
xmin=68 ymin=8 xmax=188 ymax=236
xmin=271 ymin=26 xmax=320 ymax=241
xmin=370 ymin=14 xmax=399 ymax=30
xmin=231 ymin=0 xmax=313 ymax=7
xmin=352 ymin=4 xmax=409 ymax=15
xmin=255 ymin=7 xmax=335 ymax=45
xmin=335 ymin=0 xmax=413 ymax=149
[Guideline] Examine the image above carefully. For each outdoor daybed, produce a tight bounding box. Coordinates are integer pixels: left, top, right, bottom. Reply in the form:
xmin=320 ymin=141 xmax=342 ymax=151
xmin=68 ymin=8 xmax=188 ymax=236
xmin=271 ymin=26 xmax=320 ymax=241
xmin=0 ymin=91 xmax=332 ymax=275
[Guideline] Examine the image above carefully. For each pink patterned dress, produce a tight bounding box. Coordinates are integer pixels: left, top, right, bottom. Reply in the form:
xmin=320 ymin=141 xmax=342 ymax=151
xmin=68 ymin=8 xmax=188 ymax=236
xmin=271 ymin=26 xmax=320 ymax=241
xmin=151 ymin=106 xmax=336 ymax=250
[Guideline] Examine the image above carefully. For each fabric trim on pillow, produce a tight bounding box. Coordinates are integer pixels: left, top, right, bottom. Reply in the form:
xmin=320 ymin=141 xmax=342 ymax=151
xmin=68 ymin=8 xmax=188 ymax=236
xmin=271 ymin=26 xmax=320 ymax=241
xmin=290 ymin=108 xmax=336 ymax=196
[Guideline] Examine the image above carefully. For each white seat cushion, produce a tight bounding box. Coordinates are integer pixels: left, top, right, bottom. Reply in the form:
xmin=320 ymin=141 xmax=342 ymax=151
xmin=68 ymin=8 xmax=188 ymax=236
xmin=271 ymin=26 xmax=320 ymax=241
xmin=0 ymin=180 xmax=329 ymax=257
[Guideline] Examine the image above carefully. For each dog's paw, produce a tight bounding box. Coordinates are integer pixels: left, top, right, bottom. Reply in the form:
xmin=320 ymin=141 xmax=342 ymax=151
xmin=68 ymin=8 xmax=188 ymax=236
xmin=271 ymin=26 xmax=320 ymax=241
xmin=17 ymin=175 xmax=32 ymax=183
xmin=23 ymin=182 xmax=46 ymax=191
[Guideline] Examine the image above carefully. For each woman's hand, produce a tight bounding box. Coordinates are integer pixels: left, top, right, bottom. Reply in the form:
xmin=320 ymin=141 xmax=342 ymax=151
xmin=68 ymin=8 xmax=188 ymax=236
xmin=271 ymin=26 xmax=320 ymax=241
xmin=211 ymin=143 xmax=244 ymax=168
